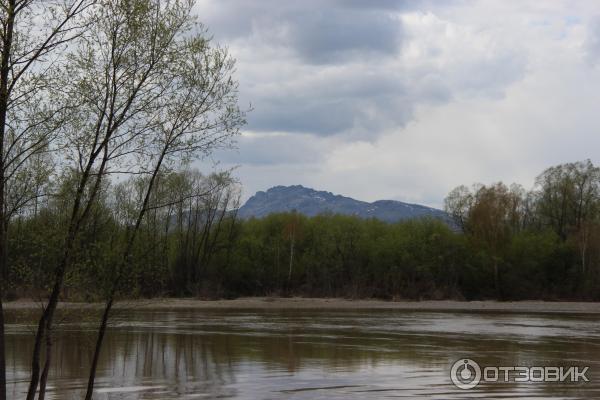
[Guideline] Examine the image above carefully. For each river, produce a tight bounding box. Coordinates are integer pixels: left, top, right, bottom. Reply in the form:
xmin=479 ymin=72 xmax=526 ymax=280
xmin=5 ymin=307 xmax=600 ymax=399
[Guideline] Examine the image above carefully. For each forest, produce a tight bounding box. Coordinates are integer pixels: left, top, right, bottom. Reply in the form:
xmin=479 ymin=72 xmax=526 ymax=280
xmin=7 ymin=160 xmax=600 ymax=302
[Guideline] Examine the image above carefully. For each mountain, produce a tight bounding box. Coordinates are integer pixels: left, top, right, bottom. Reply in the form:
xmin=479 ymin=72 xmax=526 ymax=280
xmin=238 ymin=185 xmax=451 ymax=224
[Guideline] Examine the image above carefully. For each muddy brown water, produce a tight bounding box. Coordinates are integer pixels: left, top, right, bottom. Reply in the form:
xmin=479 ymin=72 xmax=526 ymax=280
xmin=5 ymin=308 xmax=600 ymax=399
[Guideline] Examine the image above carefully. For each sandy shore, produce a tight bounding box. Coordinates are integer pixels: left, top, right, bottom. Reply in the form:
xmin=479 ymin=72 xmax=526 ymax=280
xmin=4 ymin=297 xmax=600 ymax=314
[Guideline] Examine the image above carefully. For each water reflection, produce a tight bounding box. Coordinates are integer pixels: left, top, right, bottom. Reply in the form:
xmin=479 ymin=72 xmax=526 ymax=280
xmin=6 ymin=308 xmax=600 ymax=399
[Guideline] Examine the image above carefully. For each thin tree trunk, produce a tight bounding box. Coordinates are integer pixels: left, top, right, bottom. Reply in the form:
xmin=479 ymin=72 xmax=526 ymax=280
xmin=0 ymin=2 xmax=16 ymax=397
xmin=26 ymin=310 xmax=47 ymax=400
xmin=28 ymin=137 xmax=111 ymax=400
xmin=84 ymin=298 xmax=113 ymax=400
xmin=493 ymin=258 xmax=499 ymax=299
xmin=84 ymin=152 xmax=166 ymax=399
xmin=581 ymin=226 xmax=588 ymax=276
xmin=582 ymin=241 xmax=586 ymax=275
xmin=26 ymin=261 xmax=68 ymax=400
xmin=37 ymin=330 xmax=52 ymax=400
xmin=0 ymin=297 xmax=5 ymax=400
xmin=0 ymin=1 xmax=91 ymax=393
xmin=224 ymin=209 xmax=238 ymax=271
xmin=28 ymin=164 xmax=99 ymax=399
xmin=288 ymin=232 xmax=294 ymax=286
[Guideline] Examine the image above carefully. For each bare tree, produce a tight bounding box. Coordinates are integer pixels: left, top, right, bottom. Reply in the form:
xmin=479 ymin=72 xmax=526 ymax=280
xmin=22 ymin=0 xmax=238 ymax=396
xmin=0 ymin=1 xmax=93 ymax=399
xmin=444 ymin=185 xmax=474 ymax=232
xmin=76 ymin=1 xmax=244 ymax=397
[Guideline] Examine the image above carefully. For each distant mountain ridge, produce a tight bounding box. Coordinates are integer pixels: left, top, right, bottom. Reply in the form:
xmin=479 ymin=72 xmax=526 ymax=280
xmin=238 ymin=185 xmax=450 ymax=224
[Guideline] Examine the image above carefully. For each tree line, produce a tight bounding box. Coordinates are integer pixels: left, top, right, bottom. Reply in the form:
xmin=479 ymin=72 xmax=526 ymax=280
xmin=9 ymin=160 xmax=600 ymax=305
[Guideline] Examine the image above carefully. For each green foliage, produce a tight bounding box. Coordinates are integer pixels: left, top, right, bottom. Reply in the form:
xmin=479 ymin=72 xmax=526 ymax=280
xmin=10 ymin=160 xmax=600 ymax=301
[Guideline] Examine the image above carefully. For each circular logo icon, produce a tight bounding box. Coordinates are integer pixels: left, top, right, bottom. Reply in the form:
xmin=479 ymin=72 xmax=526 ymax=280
xmin=450 ymin=358 xmax=482 ymax=389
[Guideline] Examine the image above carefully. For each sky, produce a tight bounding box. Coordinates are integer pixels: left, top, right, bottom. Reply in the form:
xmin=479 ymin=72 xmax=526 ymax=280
xmin=194 ymin=0 xmax=600 ymax=208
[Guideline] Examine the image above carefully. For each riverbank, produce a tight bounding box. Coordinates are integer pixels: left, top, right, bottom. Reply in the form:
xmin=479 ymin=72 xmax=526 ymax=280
xmin=4 ymin=297 xmax=600 ymax=314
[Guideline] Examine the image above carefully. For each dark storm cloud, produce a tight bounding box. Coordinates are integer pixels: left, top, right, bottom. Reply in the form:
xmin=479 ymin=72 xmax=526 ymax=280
xmin=201 ymin=0 xmax=404 ymax=63
xmin=284 ymin=8 xmax=402 ymax=64
xmin=251 ymin=93 xmax=441 ymax=139
xmin=196 ymin=0 xmax=526 ymax=140
xmin=201 ymin=0 xmax=415 ymax=39
xmin=247 ymin=72 xmax=422 ymax=137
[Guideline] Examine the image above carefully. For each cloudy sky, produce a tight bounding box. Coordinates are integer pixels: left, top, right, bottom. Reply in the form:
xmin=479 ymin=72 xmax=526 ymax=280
xmin=194 ymin=0 xmax=600 ymax=208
